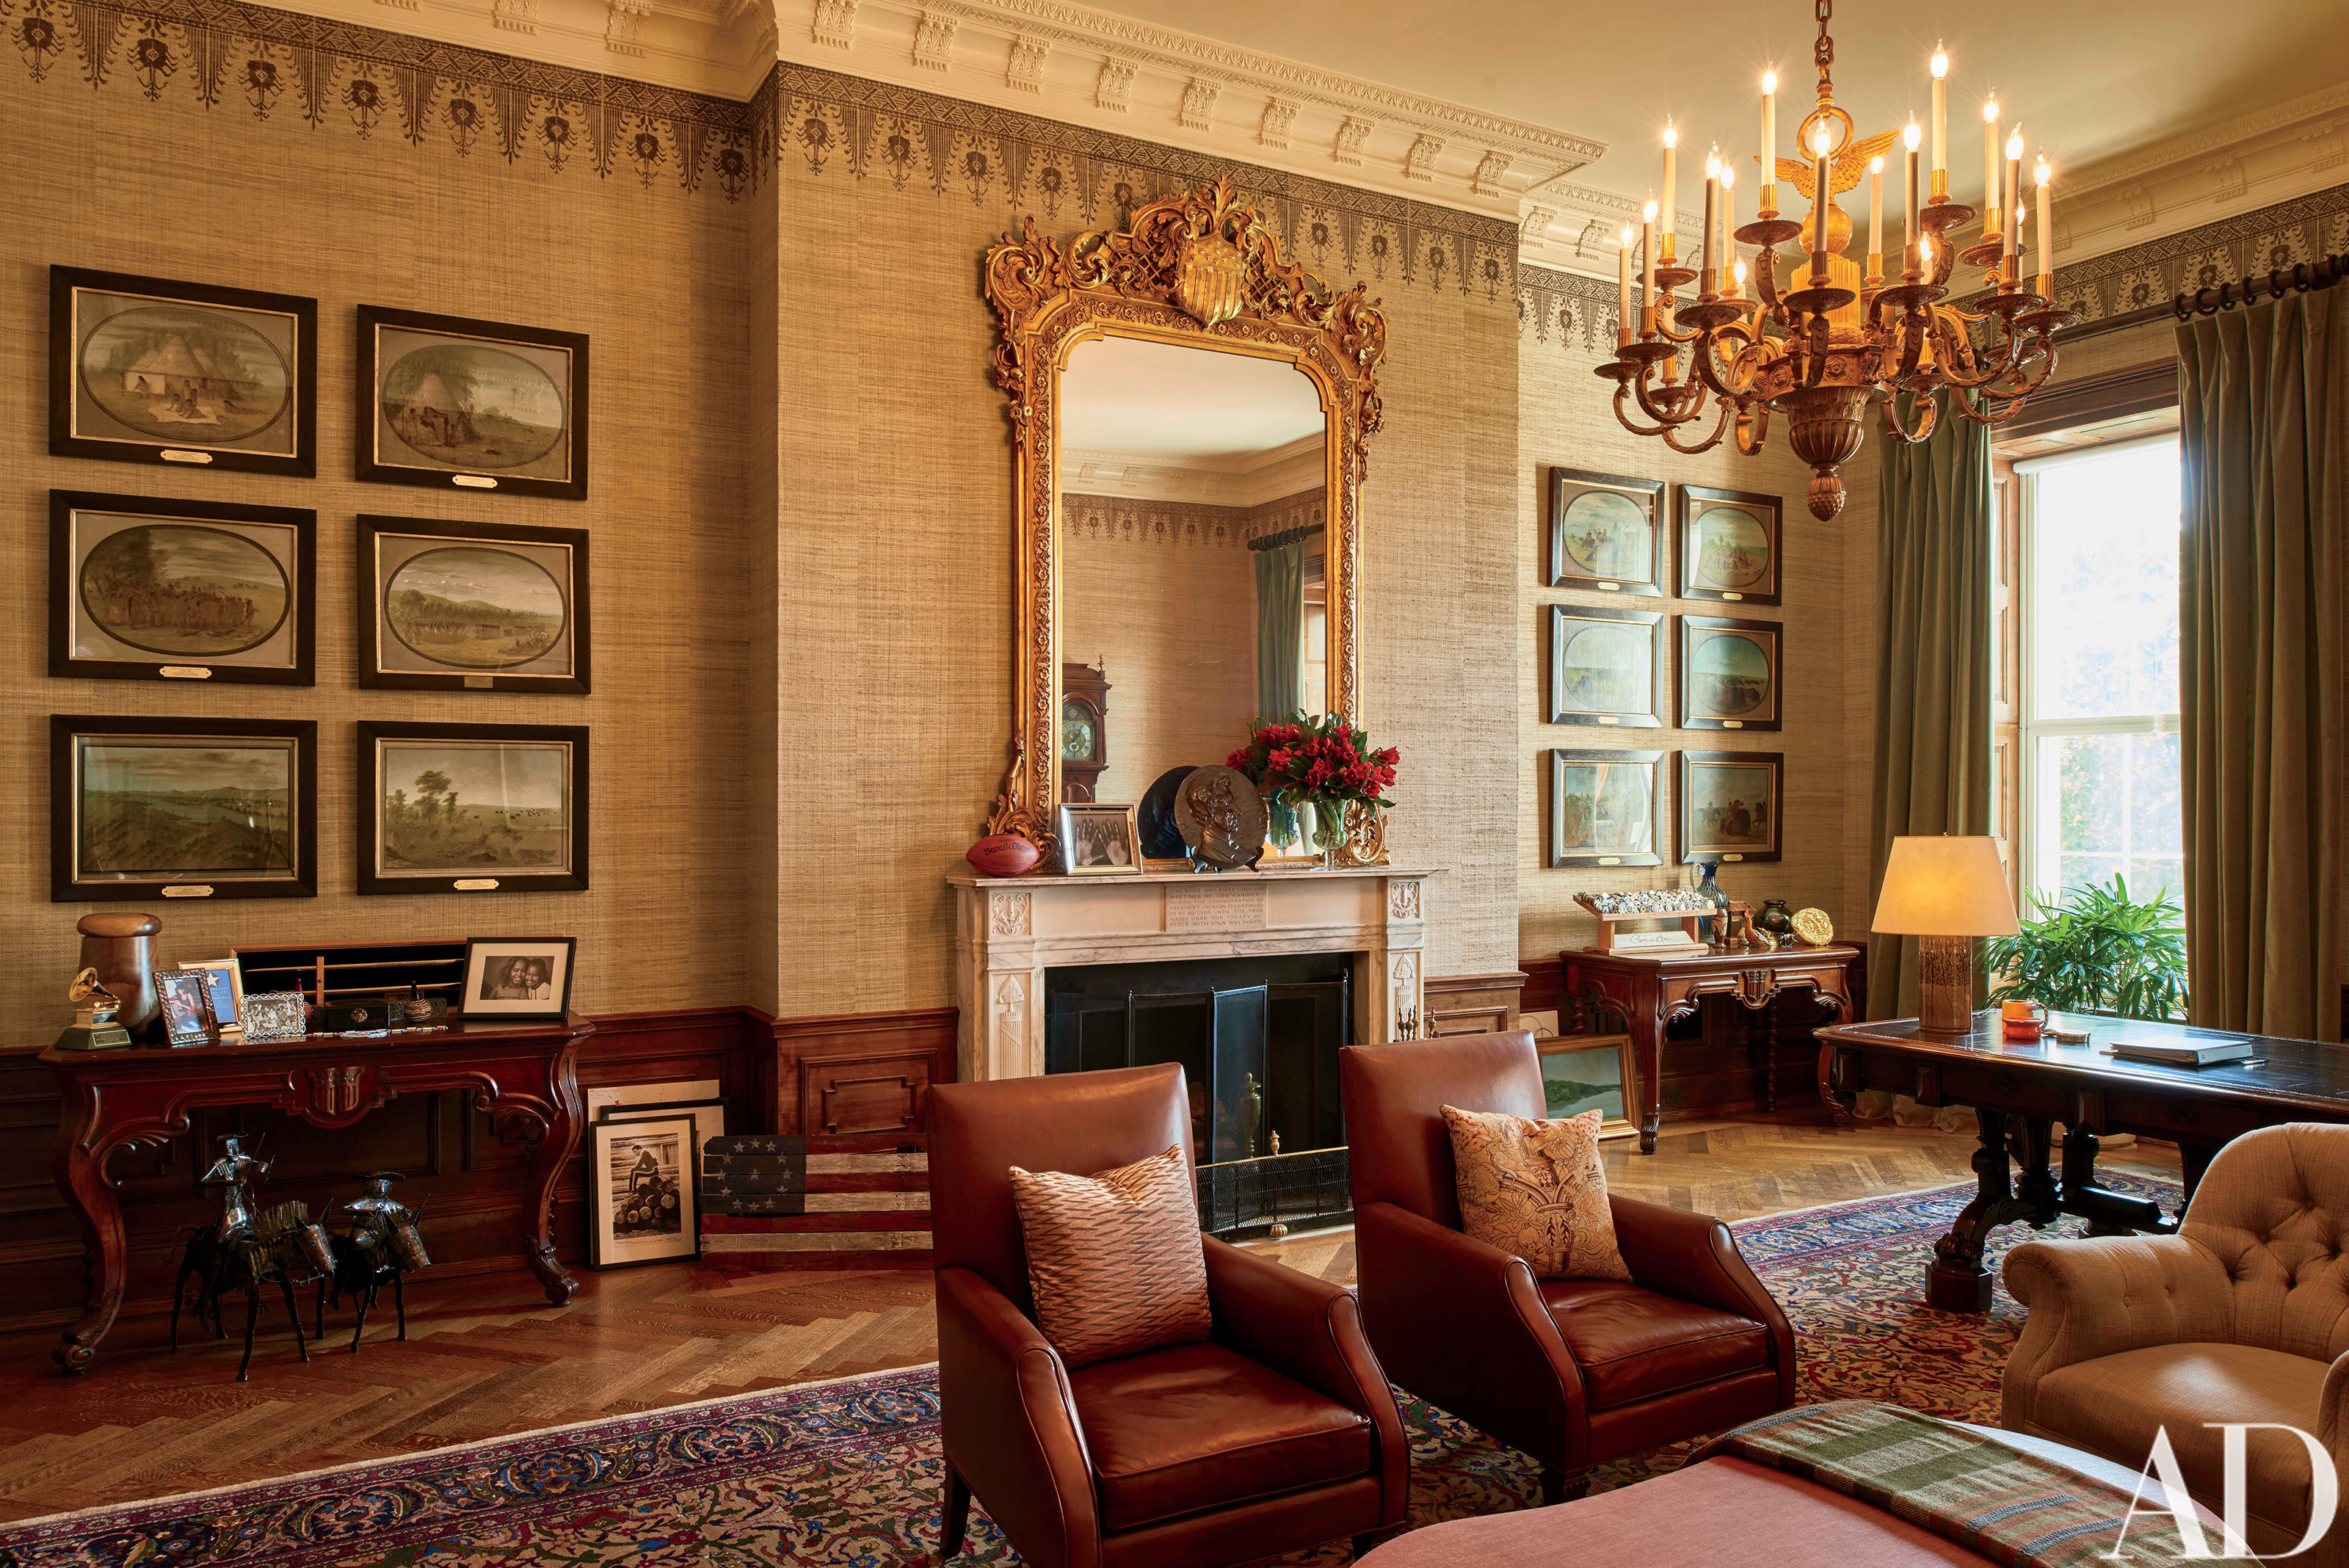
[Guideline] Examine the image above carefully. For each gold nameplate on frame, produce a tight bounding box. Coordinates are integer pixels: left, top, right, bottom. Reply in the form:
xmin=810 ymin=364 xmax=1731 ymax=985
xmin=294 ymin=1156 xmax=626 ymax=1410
xmin=160 ymin=450 xmax=214 ymax=464
xmin=160 ymin=667 xmax=213 ymax=679
xmin=453 ymin=475 xmax=497 ymax=488
xmin=453 ymin=877 xmax=500 ymax=890
xmin=162 ymin=885 xmax=214 ymax=897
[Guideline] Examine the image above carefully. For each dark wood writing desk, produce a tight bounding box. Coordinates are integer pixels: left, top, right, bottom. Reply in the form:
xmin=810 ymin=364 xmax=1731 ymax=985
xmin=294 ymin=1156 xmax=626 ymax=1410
xmin=1817 ymin=1011 xmax=2349 ymax=1313
xmin=1564 ymin=944 xmax=1859 ymax=1153
xmin=40 ymin=1015 xmax=589 ymax=1372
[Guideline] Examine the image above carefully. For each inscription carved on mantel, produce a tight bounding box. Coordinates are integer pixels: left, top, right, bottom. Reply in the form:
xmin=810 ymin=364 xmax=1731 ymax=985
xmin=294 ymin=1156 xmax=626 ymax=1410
xmin=1165 ymin=882 xmax=1268 ymax=933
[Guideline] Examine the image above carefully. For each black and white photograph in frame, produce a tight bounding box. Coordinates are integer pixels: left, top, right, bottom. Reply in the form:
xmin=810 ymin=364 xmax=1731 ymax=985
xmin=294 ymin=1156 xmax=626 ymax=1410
xmin=51 ymin=490 xmax=316 ymax=685
xmin=357 ymin=306 xmax=589 ymax=500
xmin=457 ymin=935 xmax=577 ymax=1020
xmin=360 ymin=515 xmax=589 ymax=693
xmin=1678 ymin=615 xmax=1784 ymax=731
xmin=51 ymin=266 xmax=317 ymax=476
xmin=1058 ymin=802 xmax=1141 ymax=875
xmin=1546 ymin=468 xmax=1664 ymax=595
xmin=1547 ymin=604 xmax=1662 ymax=728
xmin=589 ymin=1114 xmax=699 ymax=1269
xmin=600 ymin=1099 xmax=728 ymax=1190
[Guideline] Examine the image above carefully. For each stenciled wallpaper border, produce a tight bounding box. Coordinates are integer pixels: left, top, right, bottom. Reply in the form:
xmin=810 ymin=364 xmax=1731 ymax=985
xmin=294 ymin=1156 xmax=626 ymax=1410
xmin=755 ymin=63 xmax=1522 ymax=303
xmin=3 ymin=0 xmax=748 ymax=196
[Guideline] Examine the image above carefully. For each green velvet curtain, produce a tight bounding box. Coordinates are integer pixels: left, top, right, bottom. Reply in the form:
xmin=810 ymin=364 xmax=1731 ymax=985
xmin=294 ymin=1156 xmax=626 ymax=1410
xmin=2176 ymin=292 xmax=2345 ymax=1039
xmin=1254 ymin=541 xmax=1305 ymax=722
xmin=1868 ymin=391 xmax=1996 ymax=1020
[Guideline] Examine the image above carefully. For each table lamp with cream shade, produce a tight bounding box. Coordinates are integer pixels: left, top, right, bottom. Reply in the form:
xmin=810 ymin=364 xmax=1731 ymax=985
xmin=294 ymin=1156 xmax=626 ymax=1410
xmin=1871 ymin=836 xmax=2019 ymax=1033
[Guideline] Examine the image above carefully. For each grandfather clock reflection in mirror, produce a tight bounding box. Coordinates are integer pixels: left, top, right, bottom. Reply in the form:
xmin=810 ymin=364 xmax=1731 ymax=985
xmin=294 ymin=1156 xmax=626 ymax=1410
xmin=1061 ymin=662 xmax=1110 ymax=802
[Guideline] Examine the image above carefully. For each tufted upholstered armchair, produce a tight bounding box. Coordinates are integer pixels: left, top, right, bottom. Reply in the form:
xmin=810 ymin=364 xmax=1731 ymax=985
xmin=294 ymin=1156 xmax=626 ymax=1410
xmin=2004 ymin=1123 xmax=2349 ymax=1561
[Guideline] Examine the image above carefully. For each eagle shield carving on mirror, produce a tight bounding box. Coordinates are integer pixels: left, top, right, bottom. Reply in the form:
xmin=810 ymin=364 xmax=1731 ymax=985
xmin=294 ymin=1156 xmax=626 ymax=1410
xmin=1175 ymin=231 xmax=1247 ymax=327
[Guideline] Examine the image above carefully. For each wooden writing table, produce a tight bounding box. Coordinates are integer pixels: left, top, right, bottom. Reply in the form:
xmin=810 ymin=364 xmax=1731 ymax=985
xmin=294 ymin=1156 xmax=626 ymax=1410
xmin=41 ymin=1014 xmax=589 ymax=1372
xmin=1564 ymin=943 xmax=1859 ymax=1153
xmin=1817 ymin=1011 xmax=2349 ymax=1313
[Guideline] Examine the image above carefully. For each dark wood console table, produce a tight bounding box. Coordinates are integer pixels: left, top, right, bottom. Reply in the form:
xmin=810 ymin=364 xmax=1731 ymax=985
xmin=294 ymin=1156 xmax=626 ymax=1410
xmin=1564 ymin=944 xmax=1859 ymax=1153
xmin=41 ymin=1015 xmax=590 ymax=1372
xmin=1817 ymin=1012 xmax=2349 ymax=1313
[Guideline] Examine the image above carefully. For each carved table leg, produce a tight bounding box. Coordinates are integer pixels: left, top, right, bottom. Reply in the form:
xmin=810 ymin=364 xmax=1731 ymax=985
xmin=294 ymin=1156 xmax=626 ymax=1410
xmin=517 ymin=1061 xmax=584 ymax=1306
xmin=2061 ymin=1123 xmax=2177 ymax=1235
xmin=1926 ymin=1108 xmax=2038 ymax=1314
xmin=1815 ymin=1041 xmax=1856 ymax=1129
xmin=51 ymin=1114 xmax=126 ymax=1374
xmin=1630 ymin=982 xmax=1666 ymax=1155
xmin=2014 ymin=1117 xmax=2059 ymax=1225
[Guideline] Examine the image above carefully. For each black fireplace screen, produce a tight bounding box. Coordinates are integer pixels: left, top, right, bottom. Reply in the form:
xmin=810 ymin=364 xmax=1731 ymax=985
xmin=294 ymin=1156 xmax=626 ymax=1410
xmin=1043 ymin=953 xmax=1353 ymax=1236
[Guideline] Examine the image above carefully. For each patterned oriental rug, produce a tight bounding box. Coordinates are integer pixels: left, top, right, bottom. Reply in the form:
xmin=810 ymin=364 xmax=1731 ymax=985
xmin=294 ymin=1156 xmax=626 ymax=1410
xmin=0 ymin=1175 xmax=2179 ymax=1568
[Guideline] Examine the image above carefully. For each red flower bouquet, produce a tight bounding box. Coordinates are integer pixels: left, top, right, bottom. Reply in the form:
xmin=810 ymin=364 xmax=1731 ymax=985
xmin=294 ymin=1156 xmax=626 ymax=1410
xmin=1225 ymin=713 xmax=1400 ymax=854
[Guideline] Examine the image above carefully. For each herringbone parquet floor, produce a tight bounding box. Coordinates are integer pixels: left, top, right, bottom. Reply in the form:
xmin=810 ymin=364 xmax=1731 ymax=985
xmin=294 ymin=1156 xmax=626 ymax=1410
xmin=0 ymin=1115 xmax=2179 ymax=1523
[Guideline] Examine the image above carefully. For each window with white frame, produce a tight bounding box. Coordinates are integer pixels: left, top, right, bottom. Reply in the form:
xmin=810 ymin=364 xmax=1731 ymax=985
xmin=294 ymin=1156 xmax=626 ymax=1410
xmin=2016 ymin=437 xmax=2184 ymax=912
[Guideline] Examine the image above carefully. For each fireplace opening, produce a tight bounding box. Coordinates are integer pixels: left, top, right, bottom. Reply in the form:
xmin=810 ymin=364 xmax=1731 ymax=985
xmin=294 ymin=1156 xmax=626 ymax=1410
xmin=1045 ymin=952 xmax=1354 ymax=1238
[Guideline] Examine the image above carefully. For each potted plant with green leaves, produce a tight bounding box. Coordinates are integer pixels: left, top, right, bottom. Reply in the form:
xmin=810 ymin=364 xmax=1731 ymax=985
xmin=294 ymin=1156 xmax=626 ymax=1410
xmin=1983 ymin=874 xmax=2188 ymax=1022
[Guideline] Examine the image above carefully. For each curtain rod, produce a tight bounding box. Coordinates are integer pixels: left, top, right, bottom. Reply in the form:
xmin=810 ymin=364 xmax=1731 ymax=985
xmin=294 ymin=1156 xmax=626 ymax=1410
xmin=2052 ymin=253 xmax=2348 ymax=346
xmin=1247 ymin=524 xmax=1316 ymax=552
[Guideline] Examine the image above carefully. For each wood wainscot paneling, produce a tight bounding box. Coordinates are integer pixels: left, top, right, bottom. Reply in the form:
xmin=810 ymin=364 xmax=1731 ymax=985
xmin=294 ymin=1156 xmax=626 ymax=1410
xmin=1422 ymin=970 xmax=1530 ymax=1037
xmin=0 ymin=1006 xmax=764 ymax=1336
xmin=1522 ymin=948 xmax=1870 ymax=1122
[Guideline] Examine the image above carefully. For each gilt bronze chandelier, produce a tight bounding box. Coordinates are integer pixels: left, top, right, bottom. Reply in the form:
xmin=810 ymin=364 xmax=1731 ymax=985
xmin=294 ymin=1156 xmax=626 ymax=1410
xmin=1599 ymin=0 xmax=2069 ymax=519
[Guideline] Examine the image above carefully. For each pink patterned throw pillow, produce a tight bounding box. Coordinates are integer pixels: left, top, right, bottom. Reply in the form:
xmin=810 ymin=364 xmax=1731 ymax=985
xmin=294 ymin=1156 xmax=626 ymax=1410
xmin=1442 ymin=1105 xmax=1632 ymax=1280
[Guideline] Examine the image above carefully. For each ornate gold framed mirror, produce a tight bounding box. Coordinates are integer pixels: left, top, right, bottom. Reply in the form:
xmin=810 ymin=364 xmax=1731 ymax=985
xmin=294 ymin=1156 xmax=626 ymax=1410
xmin=981 ymin=179 xmax=1387 ymax=860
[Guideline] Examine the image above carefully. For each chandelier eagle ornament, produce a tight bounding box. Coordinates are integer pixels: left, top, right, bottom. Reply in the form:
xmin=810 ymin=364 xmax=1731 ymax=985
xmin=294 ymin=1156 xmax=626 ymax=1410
xmin=1598 ymin=0 xmax=2072 ymax=519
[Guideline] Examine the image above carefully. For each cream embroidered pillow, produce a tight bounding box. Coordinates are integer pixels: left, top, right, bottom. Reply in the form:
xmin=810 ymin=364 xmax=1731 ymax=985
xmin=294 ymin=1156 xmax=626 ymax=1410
xmin=1443 ymin=1105 xmax=1632 ymax=1281
xmin=1009 ymin=1144 xmax=1213 ymax=1367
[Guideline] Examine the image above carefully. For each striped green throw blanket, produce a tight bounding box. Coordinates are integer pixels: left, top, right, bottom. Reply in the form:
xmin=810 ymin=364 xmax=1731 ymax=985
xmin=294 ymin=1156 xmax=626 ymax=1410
xmin=1694 ymin=1401 xmax=2251 ymax=1567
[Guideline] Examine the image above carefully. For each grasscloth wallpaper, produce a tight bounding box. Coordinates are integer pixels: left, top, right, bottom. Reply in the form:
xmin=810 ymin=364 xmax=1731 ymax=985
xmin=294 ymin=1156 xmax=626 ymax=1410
xmin=1 ymin=2 xmax=751 ymax=1049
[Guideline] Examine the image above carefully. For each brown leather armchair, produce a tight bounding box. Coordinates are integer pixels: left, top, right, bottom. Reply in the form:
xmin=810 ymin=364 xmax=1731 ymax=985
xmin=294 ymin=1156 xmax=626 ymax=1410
xmin=1340 ymin=1032 xmax=1794 ymax=1503
xmin=931 ymin=1061 xmax=1408 ymax=1568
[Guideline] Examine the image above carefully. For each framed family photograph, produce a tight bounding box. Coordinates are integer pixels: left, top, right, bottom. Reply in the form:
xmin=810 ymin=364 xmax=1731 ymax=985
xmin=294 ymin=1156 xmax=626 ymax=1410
xmin=1677 ymin=749 xmax=1784 ymax=864
xmin=153 ymin=969 xmax=216 ymax=1046
xmin=1547 ymin=468 xmax=1663 ymax=595
xmin=589 ymin=1114 xmax=699 ymax=1268
xmin=459 ymin=935 xmax=577 ymax=1019
xmin=51 ymin=716 xmax=317 ymax=901
xmin=51 ymin=490 xmax=315 ymax=685
xmin=357 ymin=306 xmax=588 ymax=500
xmin=1536 ymin=1037 xmax=1638 ymax=1141
xmin=51 ymin=267 xmax=316 ymax=475
xmin=359 ymin=515 xmax=589 ymax=693
xmin=1677 ymin=484 xmax=1782 ymax=605
xmin=358 ymin=722 xmax=588 ymax=895
xmin=1678 ymin=615 xmax=1783 ymax=731
xmin=1548 ymin=604 xmax=1661 ymax=727
xmin=1059 ymin=802 xmax=1141 ymax=875
xmin=1549 ymin=749 xmax=1662 ymax=868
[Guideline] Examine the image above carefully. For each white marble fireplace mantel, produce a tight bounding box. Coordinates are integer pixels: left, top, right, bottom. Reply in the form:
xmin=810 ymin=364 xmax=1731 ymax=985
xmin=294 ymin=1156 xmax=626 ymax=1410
xmin=949 ymin=866 xmax=1441 ymax=1084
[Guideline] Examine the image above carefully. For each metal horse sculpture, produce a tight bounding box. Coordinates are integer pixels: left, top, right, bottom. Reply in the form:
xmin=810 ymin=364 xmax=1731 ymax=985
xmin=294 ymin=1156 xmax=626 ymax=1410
xmin=170 ymin=1135 xmax=323 ymax=1380
xmin=316 ymin=1170 xmax=432 ymax=1351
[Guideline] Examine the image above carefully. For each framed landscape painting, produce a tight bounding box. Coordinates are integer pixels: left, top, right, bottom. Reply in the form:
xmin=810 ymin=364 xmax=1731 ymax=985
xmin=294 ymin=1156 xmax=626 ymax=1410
xmin=358 ymin=722 xmax=589 ymax=894
xmin=357 ymin=307 xmax=588 ymax=499
xmin=1677 ymin=749 xmax=1783 ymax=864
xmin=51 ymin=267 xmax=316 ymax=476
xmin=1547 ymin=468 xmax=1663 ymax=596
xmin=51 ymin=716 xmax=317 ymax=901
xmin=1548 ymin=749 xmax=1662 ymax=868
xmin=1537 ymin=1037 xmax=1638 ymax=1141
xmin=1547 ymin=605 xmax=1662 ymax=727
xmin=1678 ymin=615 xmax=1783 ymax=731
xmin=51 ymin=491 xmax=316 ymax=685
xmin=1677 ymin=484 xmax=1782 ymax=605
xmin=359 ymin=515 xmax=589 ymax=693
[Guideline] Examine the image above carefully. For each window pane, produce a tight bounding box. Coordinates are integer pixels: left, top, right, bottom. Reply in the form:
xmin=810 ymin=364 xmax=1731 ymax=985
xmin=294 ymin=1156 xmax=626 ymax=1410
xmin=2030 ymin=731 xmax=2183 ymax=912
xmin=2029 ymin=442 xmax=2182 ymax=721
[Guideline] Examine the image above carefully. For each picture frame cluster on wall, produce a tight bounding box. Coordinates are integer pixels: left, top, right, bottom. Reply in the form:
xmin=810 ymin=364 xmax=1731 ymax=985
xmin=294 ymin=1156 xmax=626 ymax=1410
xmin=40 ymin=266 xmax=597 ymax=907
xmin=1542 ymin=464 xmax=1789 ymax=873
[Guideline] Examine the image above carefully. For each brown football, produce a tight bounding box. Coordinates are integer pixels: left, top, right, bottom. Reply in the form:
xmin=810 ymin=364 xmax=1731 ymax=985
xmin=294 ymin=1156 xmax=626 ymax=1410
xmin=966 ymin=833 xmax=1042 ymax=876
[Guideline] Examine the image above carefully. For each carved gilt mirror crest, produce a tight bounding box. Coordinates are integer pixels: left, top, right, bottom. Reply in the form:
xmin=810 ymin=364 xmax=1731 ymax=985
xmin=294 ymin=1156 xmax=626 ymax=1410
xmin=981 ymin=178 xmax=1388 ymax=858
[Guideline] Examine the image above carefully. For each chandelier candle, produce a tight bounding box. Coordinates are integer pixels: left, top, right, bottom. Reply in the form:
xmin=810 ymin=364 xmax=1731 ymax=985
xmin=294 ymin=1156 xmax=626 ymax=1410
xmin=1983 ymin=97 xmax=2000 ymax=233
xmin=1929 ymin=46 xmax=1949 ymax=199
xmin=1641 ymin=199 xmax=1658 ymax=332
xmin=1809 ymin=126 xmax=1831 ymax=285
xmin=1661 ymin=123 xmax=1678 ymax=259
xmin=1867 ymin=156 xmax=1885 ymax=283
xmin=1903 ymin=121 xmax=1920 ymax=258
xmin=2035 ymin=157 xmax=2054 ymax=297
xmin=1721 ymin=163 xmax=1738 ymax=275
xmin=2003 ymin=127 xmax=2024 ymax=258
xmin=1618 ymin=225 xmax=1635 ymax=346
xmin=1702 ymin=150 xmax=1721 ymax=280
xmin=1760 ymin=70 xmax=1778 ymax=214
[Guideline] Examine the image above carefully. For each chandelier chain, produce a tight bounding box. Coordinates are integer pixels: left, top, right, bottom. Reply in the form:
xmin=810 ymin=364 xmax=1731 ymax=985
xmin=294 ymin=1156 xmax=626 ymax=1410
xmin=1814 ymin=0 xmax=1834 ymax=92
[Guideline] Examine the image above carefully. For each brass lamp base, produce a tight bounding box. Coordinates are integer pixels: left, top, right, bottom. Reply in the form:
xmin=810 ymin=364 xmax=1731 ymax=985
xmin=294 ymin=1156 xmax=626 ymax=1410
xmin=1916 ymin=934 xmax=1976 ymax=1034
